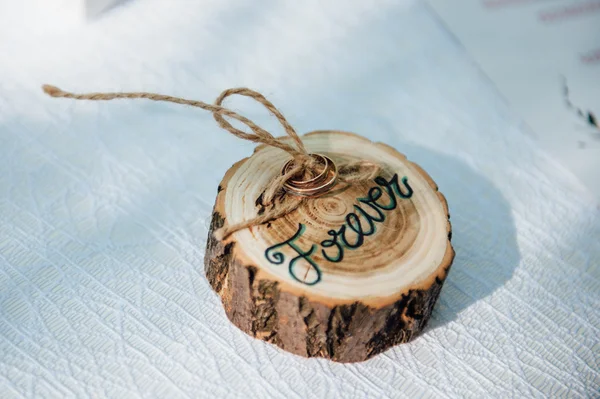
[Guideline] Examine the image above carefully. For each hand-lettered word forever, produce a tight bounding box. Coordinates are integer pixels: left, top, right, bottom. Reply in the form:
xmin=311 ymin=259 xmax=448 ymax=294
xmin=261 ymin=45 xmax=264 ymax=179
xmin=264 ymin=174 xmax=413 ymax=285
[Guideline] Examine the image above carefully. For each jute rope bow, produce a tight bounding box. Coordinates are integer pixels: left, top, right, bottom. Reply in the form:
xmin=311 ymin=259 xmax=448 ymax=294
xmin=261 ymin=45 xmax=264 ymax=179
xmin=42 ymin=85 xmax=380 ymax=239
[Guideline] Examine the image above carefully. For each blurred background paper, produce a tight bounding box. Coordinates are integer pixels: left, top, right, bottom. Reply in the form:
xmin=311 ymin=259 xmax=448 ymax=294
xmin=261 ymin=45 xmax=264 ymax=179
xmin=427 ymin=0 xmax=600 ymax=200
xmin=0 ymin=0 xmax=127 ymax=24
xmin=86 ymin=0 xmax=125 ymax=18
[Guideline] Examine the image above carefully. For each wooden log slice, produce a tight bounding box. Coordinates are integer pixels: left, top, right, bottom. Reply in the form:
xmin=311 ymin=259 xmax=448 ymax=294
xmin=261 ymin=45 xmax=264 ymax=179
xmin=205 ymin=130 xmax=454 ymax=363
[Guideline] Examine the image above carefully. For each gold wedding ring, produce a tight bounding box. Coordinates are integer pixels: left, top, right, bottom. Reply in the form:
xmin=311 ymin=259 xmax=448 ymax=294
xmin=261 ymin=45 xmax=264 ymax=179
xmin=282 ymin=154 xmax=338 ymax=198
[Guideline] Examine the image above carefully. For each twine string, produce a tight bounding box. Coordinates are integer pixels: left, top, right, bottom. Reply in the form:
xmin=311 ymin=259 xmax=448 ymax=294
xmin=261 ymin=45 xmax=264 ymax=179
xmin=42 ymin=85 xmax=380 ymax=239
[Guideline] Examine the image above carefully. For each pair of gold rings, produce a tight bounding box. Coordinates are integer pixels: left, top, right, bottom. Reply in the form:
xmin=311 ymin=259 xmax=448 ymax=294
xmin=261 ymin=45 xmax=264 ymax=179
xmin=281 ymin=154 xmax=338 ymax=198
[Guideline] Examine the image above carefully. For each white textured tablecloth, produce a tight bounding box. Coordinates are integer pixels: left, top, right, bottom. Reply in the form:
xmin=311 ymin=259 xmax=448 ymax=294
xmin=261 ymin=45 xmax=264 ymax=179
xmin=1 ymin=1 xmax=599 ymax=398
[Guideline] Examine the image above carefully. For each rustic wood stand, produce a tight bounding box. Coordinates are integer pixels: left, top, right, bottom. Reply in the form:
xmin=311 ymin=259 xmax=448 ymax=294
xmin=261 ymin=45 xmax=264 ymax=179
xmin=205 ymin=131 xmax=454 ymax=363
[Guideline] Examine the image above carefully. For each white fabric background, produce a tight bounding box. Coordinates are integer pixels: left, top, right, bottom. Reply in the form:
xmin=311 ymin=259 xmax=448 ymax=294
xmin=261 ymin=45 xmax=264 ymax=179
xmin=0 ymin=1 xmax=598 ymax=398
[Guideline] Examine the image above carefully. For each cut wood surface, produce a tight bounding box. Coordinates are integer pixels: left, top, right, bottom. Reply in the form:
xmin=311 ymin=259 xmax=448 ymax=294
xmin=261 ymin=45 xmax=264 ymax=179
xmin=205 ymin=130 xmax=454 ymax=362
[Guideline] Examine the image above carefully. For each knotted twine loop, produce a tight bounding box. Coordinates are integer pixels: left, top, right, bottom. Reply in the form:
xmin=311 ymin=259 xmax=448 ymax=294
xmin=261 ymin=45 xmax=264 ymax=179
xmin=41 ymin=84 xmax=380 ymax=239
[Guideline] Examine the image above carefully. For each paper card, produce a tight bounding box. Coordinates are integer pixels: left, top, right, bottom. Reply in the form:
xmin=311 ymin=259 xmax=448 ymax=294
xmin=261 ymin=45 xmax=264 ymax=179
xmin=427 ymin=0 xmax=600 ymax=198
